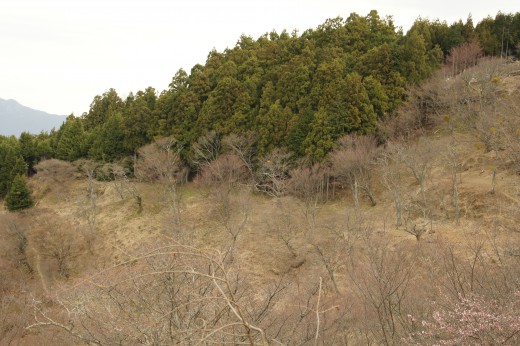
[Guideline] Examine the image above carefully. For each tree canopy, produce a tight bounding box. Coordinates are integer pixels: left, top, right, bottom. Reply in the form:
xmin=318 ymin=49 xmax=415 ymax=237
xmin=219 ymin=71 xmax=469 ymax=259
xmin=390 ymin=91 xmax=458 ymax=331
xmin=1 ymin=10 xmax=518 ymax=190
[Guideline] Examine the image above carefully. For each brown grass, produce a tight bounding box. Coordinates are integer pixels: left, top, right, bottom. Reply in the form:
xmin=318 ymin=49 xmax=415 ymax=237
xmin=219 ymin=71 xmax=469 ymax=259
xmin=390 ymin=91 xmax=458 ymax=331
xmin=2 ymin=65 xmax=520 ymax=345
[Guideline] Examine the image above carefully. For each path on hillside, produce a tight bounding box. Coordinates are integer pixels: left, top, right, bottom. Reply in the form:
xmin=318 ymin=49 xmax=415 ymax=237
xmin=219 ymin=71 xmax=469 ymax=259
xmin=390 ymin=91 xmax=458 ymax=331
xmin=29 ymin=242 xmax=49 ymax=295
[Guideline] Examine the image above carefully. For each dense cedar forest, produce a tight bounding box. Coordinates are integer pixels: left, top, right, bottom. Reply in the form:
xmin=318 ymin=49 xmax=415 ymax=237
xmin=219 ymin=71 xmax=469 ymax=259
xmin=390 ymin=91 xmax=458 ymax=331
xmin=1 ymin=10 xmax=519 ymax=196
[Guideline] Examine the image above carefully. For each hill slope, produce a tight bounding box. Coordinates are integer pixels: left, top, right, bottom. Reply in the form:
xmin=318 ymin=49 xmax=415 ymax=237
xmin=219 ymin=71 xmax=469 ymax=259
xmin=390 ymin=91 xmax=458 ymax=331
xmin=0 ymin=98 xmax=65 ymax=136
xmin=1 ymin=56 xmax=520 ymax=345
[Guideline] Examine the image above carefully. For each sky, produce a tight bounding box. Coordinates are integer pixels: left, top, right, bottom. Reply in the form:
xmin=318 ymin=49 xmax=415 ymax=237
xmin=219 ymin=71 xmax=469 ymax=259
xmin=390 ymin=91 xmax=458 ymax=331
xmin=0 ymin=0 xmax=517 ymax=116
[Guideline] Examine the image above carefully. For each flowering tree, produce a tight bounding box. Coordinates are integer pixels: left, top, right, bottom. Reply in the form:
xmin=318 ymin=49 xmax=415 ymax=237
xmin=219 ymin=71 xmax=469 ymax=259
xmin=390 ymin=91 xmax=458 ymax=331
xmin=410 ymin=292 xmax=520 ymax=345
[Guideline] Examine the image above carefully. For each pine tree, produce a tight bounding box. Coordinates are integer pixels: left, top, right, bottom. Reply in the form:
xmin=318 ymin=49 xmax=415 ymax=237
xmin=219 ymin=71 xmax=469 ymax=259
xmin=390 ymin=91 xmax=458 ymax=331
xmin=5 ymin=175 xmax=33 ymax=211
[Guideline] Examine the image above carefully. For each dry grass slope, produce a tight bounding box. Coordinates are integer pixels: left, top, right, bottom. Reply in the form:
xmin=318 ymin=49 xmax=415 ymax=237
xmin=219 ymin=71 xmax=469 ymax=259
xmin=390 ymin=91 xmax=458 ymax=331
xmin=1 ymin=60 xmax=520 ymax=345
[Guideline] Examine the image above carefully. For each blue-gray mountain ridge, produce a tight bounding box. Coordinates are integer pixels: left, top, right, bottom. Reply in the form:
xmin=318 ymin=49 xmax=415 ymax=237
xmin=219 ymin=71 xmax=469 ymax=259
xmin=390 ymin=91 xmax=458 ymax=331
xmin=0 ymin=98 xmax=65 ymax=137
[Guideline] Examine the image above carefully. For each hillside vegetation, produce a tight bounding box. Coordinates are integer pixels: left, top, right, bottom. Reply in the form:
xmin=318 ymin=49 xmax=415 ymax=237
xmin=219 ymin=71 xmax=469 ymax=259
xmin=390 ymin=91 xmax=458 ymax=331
xmin=1 ymin=10 xmax=520 ymax=346
xmin=1 ymin=11 xmax=519 ymax=172
xmin=0 ymin=57 xmax=520 ymax=345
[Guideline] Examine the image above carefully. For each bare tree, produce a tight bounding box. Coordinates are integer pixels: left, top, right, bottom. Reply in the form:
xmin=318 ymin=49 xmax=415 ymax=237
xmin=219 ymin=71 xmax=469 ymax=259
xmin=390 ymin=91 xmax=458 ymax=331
xmin=348 ymin=230 xmax=418 ymax=345
xmin=255 ymin=149 xmax=292 ymax=197
xmin=82 ymin=163 xmax=98 ymax=252
xmin=331 ymin=135 xmax=379 ymax=207
xmin=288 ymin=164 xmax=327 ymax=233
xmin=190 ymin=130 xmax=221 ymax=171
xmin=210 ymin=186 xmax=251 ymax=260
xmin=460 ymin=58 xmax=503 ymax=114
xmin=135 ymin=137 xmax=186 ymax=185
xmin=109 ymin=163 xmax=130 ymax=200
xmin=403 ymin=224 xmax=428 ymax=242
xmin=198 ymin=153 xmax=250 ymax=187
xmin=446 ymin=40 xmax=484 ymax=76
xmin=34 ymin=219 xmax=86 ymax=279
xmin=446 ymin=143 xmax=461 ymax=224
xmin=474 ymin=109 xmax=504 ymax=194
xmin=33 ymin=159 xmax=77 ymax=203
xmin=222 ymin=133 xmax=257 ymax=181
xmin=378 ymin=143 xmax=406 ymax=227
xmin=403 ymin=70 xmax=452 ymax=133
xmin=270 ymin=198 xmax=301 ymax=258
xmin=499 ymin=98 xmax=520 ymax=174
xmin=27 ymin=241 xmax=345 ymax=345
xmin=135 ymin=137 xmax=187 ymax=228
xmin=395 ymin=139 xmax=437 ymax=229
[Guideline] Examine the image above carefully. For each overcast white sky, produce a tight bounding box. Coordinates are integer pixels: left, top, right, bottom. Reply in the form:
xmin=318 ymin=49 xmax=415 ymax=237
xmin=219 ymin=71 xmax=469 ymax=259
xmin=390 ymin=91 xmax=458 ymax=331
xmin=0 ymin=0 xmax=517 ymax=116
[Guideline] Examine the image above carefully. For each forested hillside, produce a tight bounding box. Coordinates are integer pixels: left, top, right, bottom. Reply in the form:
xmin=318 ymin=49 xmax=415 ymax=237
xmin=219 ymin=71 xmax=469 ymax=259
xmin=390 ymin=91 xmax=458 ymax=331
xmin=1 ymin=11 xmax=519 ymax=187
xmin=1 ymin=10 xmax=520 ymax=345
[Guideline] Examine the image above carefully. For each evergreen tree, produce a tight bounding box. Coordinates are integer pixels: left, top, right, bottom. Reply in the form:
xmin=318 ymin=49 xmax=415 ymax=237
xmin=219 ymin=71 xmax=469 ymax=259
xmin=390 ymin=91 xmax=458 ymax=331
xmin=82 ymin=88 xmax=124 ymax=131
xmin=19 ymin=132 xmax=38 ymax=175
xmin=55 ymin=115 xmax=89 ymax=161
xmin=89 ymin=113 xmax=126 ymax=160
xmin=5 ymin=175 xmax=33 ymax=211
xmin=121 ymin=89 xmax=156 ymax=153
xmin=0 ymin=140 xmax=27 ymax=197
xmin=400 ymin=28 xmax=443 ymax=83
xmin=35 ymin=133 xmax=55 ymax=160
xmin=303 ymin=109 xmax=337 ymax=161
xmin=256 ymin=100 xmax=296 ymax=155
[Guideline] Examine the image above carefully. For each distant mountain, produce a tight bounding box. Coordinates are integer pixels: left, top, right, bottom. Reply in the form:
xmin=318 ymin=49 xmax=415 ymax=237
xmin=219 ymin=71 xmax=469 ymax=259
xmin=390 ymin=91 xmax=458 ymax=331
xmin=0 ymin=98 xmax=65 ymax=137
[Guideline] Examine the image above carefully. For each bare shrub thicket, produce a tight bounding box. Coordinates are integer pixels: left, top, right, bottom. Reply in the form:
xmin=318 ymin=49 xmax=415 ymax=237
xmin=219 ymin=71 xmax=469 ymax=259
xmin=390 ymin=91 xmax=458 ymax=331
xmin=255 ymin=149 xmax=292 ymax=197
xmin=462 ymin=60 xmax=517 ymax=193
xmin=382 ymin=58 xmax=505 ymax=140
xmin=498 ymin=94 xmax=520 ymax=173
xmin=135 ymin=137 xmax=187 ymax=227
xmin=398 ymin=139 xmax=438 ymax=231
xmin=193 ymin=133 xmax=257 ymax=188
xmin=474 ymin=89 xmax=520 ymax=177
xmin=33 ymin=159 xmax=77 ymax=200
xmin=287 ymin=164 xmax=328 ymax=233
xmin=0 ymin=214 xmax=33 ymax=343
xmin=1 ymin=215 xmax=32 ymax=275
xmin=446 ymin=40 xmax=484 ymax=77
xmin=347 ymin=230 xmax=421 ymax=345
xmin=382 ymin=70 xmax=452 ymax=140
xmin=135 ymin=137 xmax=187 ymax=184
xmin=331 ymin=134 xmax=379 ymax=207
xmin=223 ymin=133 xmax=257 ymax=179
xmin=198 ymin=153 xmax=250 ymax=187
xmin=378 ymin=143 xmax=407 ymax=227
xmin=27 ymin=241 xmax=349 ymax=345
xmin=460 ymin=58 xmax=504 ymax=114
xmin=33 ymin=218 xmax=87 ymax=279
xmin=190 ymin=130 xmax=221 ymax=171
xmin=209 ymin=187 xmax=251 ymax=259
xmin=20 ymin=209 xmax=520 ymax=345
xmin=34 ymin=158 xmax=77 ymax=182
